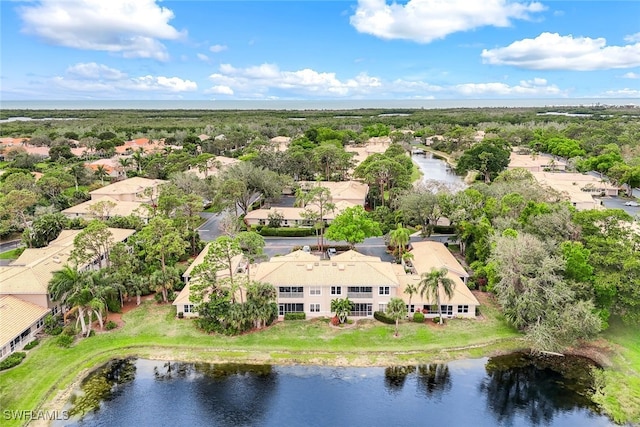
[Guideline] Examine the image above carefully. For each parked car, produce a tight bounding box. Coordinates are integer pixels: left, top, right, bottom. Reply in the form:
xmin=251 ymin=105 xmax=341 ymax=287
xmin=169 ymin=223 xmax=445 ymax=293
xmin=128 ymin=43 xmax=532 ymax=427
xmin=302 ymin=245 xmax=311 ymax=253
xmin=327 ymin=247 xmax=337 ymax=258
xmin=624 ymin=201 xmax=639 ymax=207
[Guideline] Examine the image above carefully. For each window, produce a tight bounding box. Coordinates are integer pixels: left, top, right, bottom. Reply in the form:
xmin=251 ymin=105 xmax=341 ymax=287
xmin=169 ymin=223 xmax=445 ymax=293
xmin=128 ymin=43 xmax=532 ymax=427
xmin=36 ymin=317 xmax=45 ymax=329
xmin=378 ymin=303 xmax=387 ymax=312
xmin=279 ymin=303 xmax=304 ymax=315
xmin=407 ymin=304 xmax=415 ymax=313
xmin=457 ymin=305 xmax=469 ymax=314
xmin=331 ymin=286 xmax=342 ymax=295
xmin=379 ymin=286 xmax=390 ymax=295
xmin=351 ymin=303 xmax=372 ymax=317
xmin=441 ymin=305 xmax=453 ymax=316
xmin=309 ymin=286 xmax=321 ymax=296
xmin=310 ymin=304 xmax=320 ymax=313
xmin=348 ymin=286 xmax=372 ymax=293
xmin=184 ymin=305 xmax=194 ymax=313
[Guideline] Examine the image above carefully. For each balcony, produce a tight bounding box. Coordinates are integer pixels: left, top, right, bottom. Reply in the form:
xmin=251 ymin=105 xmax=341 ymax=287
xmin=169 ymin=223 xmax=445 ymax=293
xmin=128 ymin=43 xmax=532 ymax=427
xmin=347 ymin=291 xmax=372 ymax=299
xmin=278 ymin=292 xmax=304 ymax=299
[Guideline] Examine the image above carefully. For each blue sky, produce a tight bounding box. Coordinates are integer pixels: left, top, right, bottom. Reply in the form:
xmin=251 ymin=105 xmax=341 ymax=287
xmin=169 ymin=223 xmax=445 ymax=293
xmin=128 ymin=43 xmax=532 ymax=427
xmin=1 ymin=0 xmax=639 ymax=101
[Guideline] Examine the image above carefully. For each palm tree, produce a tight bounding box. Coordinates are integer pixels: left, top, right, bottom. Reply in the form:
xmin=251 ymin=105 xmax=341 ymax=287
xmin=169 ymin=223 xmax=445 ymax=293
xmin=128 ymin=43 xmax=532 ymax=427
xmin=386 ymin=297 xmax=408 ymax=337
xmin=389 ymin=223 xmax=411 ymax=262
xmin=246 ymin=281 xmax=277 ymax=329
xmin=94 ymin=165 xmax=109 ymax=185
xmin=418 ymin=267 xmax=455 ymax=325
xmin=331 ymin=297 xmax=353 ymax=324
xmin=404 ymin=283 xmax=418 ymax=313
xmin=48 ymin=265 xmax=94 ymax=336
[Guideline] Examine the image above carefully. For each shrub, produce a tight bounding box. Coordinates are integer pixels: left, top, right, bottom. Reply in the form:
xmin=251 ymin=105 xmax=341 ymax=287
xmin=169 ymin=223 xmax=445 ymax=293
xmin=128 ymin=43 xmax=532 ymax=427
xmin=177 ymin=312 xmax=184 ymax=319
xmin=105 ymin=320 xmax=117 ymax=330
xmin=258 ymin=227 xmax=316 ymax=237
xmin=432 ymin=316 xmax=442 ymax=324
xmin=284 ymin=312 xmax=306 ymax=320
xmin=23 ymin=339 xmax=39 ymax=350
xmin=154 ymin=292 xmax=164 ymax=303
xmin=55 ymin=334 xmax=74 ymax=348
xmin=0 ymin=352 xmax=26 ymax=371
xmin=413 ymin=312 xmax=425 ymax=323
xmin=44 ymin=314 xmax=63 ymax=336
xmin=62 ymin=325 xmax=78 ymax=337
xmin=330 ymin=315 xmax=340 ymax=326
xmin=373 ymin=311 xmax=395 ymax=325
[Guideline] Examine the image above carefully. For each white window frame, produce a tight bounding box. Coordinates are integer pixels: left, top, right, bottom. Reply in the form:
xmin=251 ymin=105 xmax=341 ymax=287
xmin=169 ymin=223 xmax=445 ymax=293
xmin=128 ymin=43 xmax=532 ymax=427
xmin=309 ymin=286 xmax=321 ymax=296
xmin=331 ymin=286 xmax=342 ymax=295
xmin=310 ymin=303 xmax=320 ymax=313
xmin=379 ymin=286 xmax=390 ymax=295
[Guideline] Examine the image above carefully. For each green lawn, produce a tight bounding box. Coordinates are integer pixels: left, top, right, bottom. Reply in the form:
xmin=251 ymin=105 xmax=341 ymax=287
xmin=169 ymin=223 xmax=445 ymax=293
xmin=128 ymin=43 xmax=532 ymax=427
xmin=594 ymin=318 xmax=640 ymax=424
xmin=0 ymin=296 xmax=638 ymax=426
xmin=0 ymin=248 xmax=21 ymax=260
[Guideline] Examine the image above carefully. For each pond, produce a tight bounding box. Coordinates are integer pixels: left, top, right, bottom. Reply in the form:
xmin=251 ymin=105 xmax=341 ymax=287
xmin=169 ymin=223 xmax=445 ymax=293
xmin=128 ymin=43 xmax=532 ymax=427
xmin=58 ymin=353 xmax=612 ymax=427
xmin=412 ymin=151 xmax=466 ymax=190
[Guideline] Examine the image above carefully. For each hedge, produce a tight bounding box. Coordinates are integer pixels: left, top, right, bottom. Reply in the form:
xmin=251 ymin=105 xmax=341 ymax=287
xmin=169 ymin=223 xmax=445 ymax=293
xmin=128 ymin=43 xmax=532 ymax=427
xmin=23 ymin=339 xmax=39 ymax=350
xmin=259 ymin=227 xmax=316 ymax=237
xmin=373 ymin=311 xmax=395 ymax=325
xmin=284 ymin=312 xmax=306 ymax=320
xmin=432 ymin=225 xmax=456 ymax=234
xmin=413 ymin=312 xmax=425 ymax=323
xmin=0 ymin=352 xmax=26 ymax=371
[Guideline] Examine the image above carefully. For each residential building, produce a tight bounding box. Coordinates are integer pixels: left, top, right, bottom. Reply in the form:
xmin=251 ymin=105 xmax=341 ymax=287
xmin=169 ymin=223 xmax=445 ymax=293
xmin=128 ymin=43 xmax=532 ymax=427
xmin=62 ymin=196 xmax=152 ymax=222
xmin=173 ymin=241 xmax=479 ymax=321
xmin=531 ymin=171 xmax=619 ymax=210
xmin=172 ymin=242 xmax=247 ymax=318
xmin=244 ymin=180 xmax=368 ymax=228
xmin=88 ymin=177 xmax=167 ymax=202
xmin=508 ymin=152 xmax=567 ymax=172
xmin=400 ymin=241 xmax=478 ymax=317
xmin=0 ymin=228 xmax=136 ymax=360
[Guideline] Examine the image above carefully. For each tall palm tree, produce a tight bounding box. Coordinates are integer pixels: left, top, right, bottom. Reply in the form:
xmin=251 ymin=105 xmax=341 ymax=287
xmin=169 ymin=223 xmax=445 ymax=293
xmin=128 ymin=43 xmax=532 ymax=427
xmin=94 ymin=165 xmax=109 ymax=185
xmin=418 ymin=267 xmax=455 ymax=325
xmin=48 ymin=265 xmax=93 ymax=336
xmin=389 ymin=223 xmax=411 ymax=262
xmin=404 ymin=283 xmax=418 ymax=313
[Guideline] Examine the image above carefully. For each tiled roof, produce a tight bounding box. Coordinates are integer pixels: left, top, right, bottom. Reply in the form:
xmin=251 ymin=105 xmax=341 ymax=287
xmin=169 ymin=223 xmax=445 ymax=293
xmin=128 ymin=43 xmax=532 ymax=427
xmin=0 ymin=296 xmax=49 ymax=346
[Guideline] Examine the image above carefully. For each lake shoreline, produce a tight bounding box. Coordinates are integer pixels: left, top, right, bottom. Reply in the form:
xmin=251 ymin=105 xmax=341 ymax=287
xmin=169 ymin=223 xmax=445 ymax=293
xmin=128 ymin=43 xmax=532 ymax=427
xmin=32 ymin=335 xmax=615 ymax=427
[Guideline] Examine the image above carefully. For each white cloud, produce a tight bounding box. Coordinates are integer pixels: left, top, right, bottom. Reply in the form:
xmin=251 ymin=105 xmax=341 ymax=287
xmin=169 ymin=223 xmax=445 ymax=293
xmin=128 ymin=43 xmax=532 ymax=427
xmin=602 ymin=88 xmax=640 ymax=97
xmin=622 ymin=72 xmax=640 ymax=79
xmin=209 ymin=44 xmax=228 ymax=53
xmin=206 ymin=62 xmax=562 ymax=99
xmin=350 ymin=0 xmax=545 ymax=43
xmin=197 ymin=53 xmax=210 ymax=62
xmin=455 ymin=78 xmax=562 ymax=96
xmin=482 ymin=32 xmax=640 ymax=70
xmin=18 ymin=0 xmax=184 ymax=61
xmin=52 ymin=63 xmax=196 ymax=95
xmin=624 ymin=32 xmax=640 ymax=43
xmin=208 ymin=63 xmax=386 ymax=97
xmin=66 ymin=62 xmax=127 ymax=80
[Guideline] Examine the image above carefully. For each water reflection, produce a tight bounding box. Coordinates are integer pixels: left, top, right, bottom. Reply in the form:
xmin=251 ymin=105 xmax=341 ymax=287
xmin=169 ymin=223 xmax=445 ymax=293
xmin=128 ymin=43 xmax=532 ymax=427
xmin=479 ymin=352 xmax=601 ymax=426
xmin=416 ymin=363 xmax=452 ymax=399
xmin=63 ymin=356 xmax=611 ymax=427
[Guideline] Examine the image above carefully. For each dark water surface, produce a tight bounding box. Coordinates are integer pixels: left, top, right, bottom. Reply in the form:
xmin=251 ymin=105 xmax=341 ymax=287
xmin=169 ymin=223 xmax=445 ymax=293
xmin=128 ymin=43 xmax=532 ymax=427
xmin=58 ymin=353 xmax=613 ymax=427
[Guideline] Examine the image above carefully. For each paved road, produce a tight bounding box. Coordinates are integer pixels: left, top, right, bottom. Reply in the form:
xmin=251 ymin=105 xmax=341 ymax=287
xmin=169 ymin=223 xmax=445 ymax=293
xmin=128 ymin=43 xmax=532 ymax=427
xmin=197 ymin=212 xmax=222 ymax=241
xmin=598 ymin=197 xmax=640 ymax=218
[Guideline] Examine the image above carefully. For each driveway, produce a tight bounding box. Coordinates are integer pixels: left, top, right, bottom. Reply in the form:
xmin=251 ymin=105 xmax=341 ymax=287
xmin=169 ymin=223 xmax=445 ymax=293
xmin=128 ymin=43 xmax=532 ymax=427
xmin=598 ymin=197 xmax=640 ymax=218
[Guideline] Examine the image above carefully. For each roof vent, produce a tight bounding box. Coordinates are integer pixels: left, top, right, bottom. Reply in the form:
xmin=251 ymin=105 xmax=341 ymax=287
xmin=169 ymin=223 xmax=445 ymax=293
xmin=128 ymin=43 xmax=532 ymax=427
xmin=52 ymin=256 xmax=61 ymax=263
xmin=338 ymin=264 xmax=345 ymax=271
xmin=306 ymin=264 xmax=313 ymax=271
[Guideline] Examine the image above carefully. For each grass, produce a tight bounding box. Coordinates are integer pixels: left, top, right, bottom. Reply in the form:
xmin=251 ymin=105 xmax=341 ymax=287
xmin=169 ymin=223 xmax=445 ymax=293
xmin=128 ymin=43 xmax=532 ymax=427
xmin=593 ymin=317 xmax=640 ymax=425
xmin=0 ymin=296 xmax=638 ymax=426
xmin=0 ymin=297 xmax=522 ymax=427
xmin=0 ymin=248 xmax=21 ymax=260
